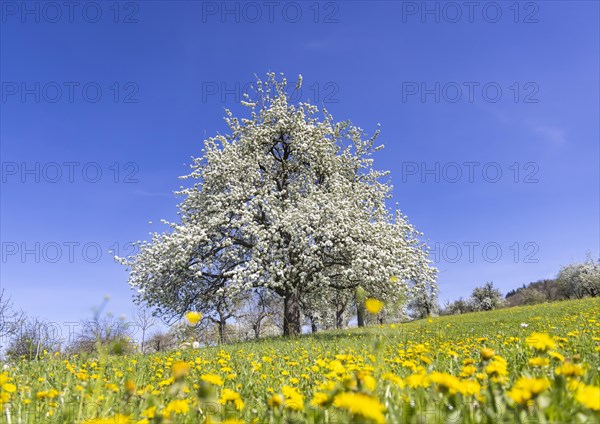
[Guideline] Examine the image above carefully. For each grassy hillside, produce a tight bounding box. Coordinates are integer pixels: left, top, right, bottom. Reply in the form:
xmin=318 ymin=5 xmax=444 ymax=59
xmin=2 ymin=298 xmax=599 ymax=423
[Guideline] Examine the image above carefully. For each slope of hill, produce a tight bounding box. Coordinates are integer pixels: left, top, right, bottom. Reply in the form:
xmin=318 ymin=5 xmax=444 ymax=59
xmin=2 ymin=298 xmax=599 ymax=423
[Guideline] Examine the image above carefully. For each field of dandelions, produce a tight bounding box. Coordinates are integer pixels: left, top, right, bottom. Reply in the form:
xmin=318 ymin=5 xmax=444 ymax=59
xmin=1 ymin=297 xmax=599 ymax=424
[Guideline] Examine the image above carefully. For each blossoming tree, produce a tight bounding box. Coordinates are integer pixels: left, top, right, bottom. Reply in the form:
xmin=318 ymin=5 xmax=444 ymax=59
xmin=121 ymin=73 xmax=437 ymax=335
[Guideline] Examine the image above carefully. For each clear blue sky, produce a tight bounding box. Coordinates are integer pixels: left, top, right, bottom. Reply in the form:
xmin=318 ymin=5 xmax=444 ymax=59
xmin=1 ymin=1 xmax=598 ymax=327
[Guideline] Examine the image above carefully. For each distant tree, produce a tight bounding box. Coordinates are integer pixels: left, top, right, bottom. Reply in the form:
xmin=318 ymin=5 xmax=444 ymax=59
xmin=504 ymin=289 xmax=524 ymax=307
xmin=408 ymin=279 xmax=439 ymax=319
xmin=532 ymin=279 xmax=560 ymax=301
xmin=0 ymin=290 xmax=24 ymax=346
xmin=170 ymin=317 xmax=206 ymax=347
xmin=505 ymin=284 xmax=527 ymax=299
xmin=204 ymin=290 xmax=244 ymax=344
xmin=133 ymin=305 xmax=157 ymax=354
xmin=69 ymin=314 xmax=134 ymax=355
xmin=440 ymin=297 xmax=471 ymax=315
xmin=6 ymin=317 xmax=60 ymax=361
xmin=505 ymin=278 xmax=570 ymax=307
xmin=146 ymin=330 xmax=177 ymax=353
xmin=449 ymin=257 xmax=599 ymax=313
xmin=377 ymin=302 xmax=410 ymax=324
xmin=239 ymin=288 xmax=281 ymax=339
xmin=520 ymin=288 xmax=547 ymax=305
xmin=300 ymin=294 xmax=324 ymax=333
xmin=332 ymin=289 xmax=354 ymax=329
xmin=299 ymin=287 xmax=354 ymax=332
xmin=470 ymin=282 xmax=504 ymax=311
xmin=557 ymin=255 xmax=600 ymax=299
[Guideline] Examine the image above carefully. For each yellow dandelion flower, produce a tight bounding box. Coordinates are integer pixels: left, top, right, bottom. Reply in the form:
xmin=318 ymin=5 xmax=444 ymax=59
xmin=2 ymin=383 xmax=16 ymax=393
xmin=429 ymin=372 xmax=461 ymax=395
xmin=125 ymin=379 xmax=136 ymax=394
xmin=105 ymin=383 xmax=119 ymax=393
xmin=480 ymin=348 xmax=495 ymax=360
xmin=575 ymin=384 xmax=600 ymax=411
xmin=0 ymin=392 xmax=10 ymax=406
xmin=365 ymin=298 xmax=384 ymax=314
xmin=158 ymin=377 xmax=174 ymax=387
xmin=485 ymin=357 xmax=508 ymax=378
xmin=507 ymin=377 xmax=550 ymax=406
xmin=528 ymin=357 xmax=549 ymax=367
xmin=171 ymin=361 xmax=191 ymax=380
xmin=281 ymin=386 xmax=304 ymax=411
xmin=333 ymin=392 xmax=386 ymax=424
xmin=163 ymin=399 xmax=189 ymax=415
xmin=356 ymin=372 xmax=376 ymax=391
xmin=568 ymin=379 xmax=582 ymax=391
xmin=0 ymin=374 xmax=9 ymax=386
xmin=460 ymin=365 xmax=476 ymax=377
xmin=311 ymin=392 xmax=330 ymax=407
xmin=458 ymin=379 xmax=481 ymax=396
xmin=200 ymin=374 xmax=224 ymax=386
xmin=382 ymin=372 xmax=405 ymax=388
xmin=406 ymin=373 xmax=430 ymax=388
xmin=327 ymin=359 xmax=345 ymax=374
xmin=555 ymin=362 xmax=584 ymax=377
xmin=508 ymin=387 xmax=534 ymax=407
xmin=219 ymin=388 xmax=245 ymax=410
xmin=82 ymin=414 xmax=133 ymax=424
xmin=268 ymin=393 xmax=284 ymax=408
xmin=527 ymin=332 xmax=555 ymax=352
xmin=185 ymin=311 xmax=202 ymax=325
xmin=141 ymin=406 xmax=156 ymax=419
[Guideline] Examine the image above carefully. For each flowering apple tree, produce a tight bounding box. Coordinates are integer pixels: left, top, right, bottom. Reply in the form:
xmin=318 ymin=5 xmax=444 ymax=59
xmin=120 ymin=73 xmax=437 ymax=335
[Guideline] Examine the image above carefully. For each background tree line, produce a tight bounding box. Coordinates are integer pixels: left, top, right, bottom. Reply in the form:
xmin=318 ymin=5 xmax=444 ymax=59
xmin=441 ymin=255 xmax=600 ymax=315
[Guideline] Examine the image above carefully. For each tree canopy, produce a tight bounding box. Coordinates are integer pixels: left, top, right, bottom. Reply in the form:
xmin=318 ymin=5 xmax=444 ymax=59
xmin=120 ymin=73 xmax=437 ymax=335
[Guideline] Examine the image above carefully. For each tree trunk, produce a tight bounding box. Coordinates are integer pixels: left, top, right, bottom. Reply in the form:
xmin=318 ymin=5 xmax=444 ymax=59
xmin=357 ymin=304 xmax=365 ymax=327
xmin=253 ymin=322 xmax=261 ymax=339
xmin=218 ymin=320 xmax=226 ymax=344
xmin=355 ymin=290 xmax=365 ymax=327
xmin=310 ymin=317 xmax=318 ymax=333
xmin=336 ymin=308 xmax=343 ymax=329
xmin=283 ymin=290 xmax=301 ymax=336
